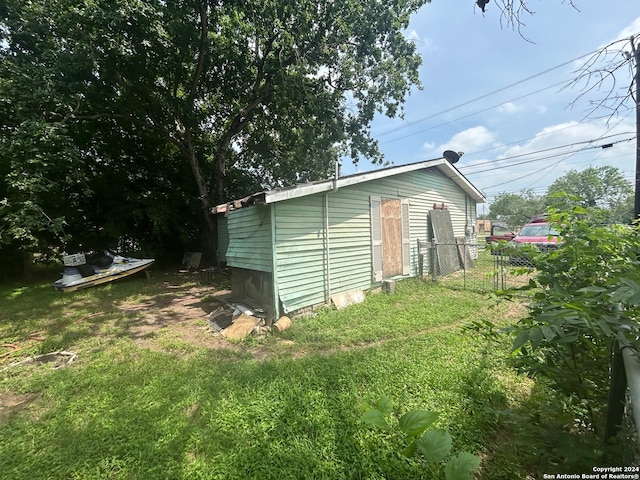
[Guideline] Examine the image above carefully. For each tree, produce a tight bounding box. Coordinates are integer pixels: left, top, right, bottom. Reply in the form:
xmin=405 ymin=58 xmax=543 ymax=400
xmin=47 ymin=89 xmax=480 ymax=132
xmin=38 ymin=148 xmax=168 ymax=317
xmin=474 ymin=0 xmax=580 ymax=38
xmin=545 ymin=166 xmax=633 ymax=223
xmin=488 ymin=189 xmax=545 ymax=227
xmin=0 ymin=0 xmax=428 ymax=266
xmin=488 ymin=166 xmax=633 ymax=227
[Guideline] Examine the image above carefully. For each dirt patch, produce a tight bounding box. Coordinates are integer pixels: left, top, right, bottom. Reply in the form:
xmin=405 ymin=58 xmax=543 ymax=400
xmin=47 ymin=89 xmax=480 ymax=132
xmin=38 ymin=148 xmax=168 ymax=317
xmin=0 ymin=391 xmax=42 ymax=420
xmin=118 ymin=285 xmax=236 ymax=351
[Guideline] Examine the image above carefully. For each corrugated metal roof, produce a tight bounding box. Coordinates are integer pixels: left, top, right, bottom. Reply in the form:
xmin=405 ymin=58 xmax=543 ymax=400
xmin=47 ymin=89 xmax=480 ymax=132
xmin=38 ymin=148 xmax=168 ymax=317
xmin=215 ymin=157 xmax=485 ymax=213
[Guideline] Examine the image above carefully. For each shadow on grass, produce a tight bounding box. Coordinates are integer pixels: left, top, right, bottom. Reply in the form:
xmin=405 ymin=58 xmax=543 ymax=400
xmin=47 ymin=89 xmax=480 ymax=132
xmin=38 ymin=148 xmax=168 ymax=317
xmin=0 ymin=268 xmax=222 ymax=361
xmin=1 ymin=275 xmax=609 ymax=479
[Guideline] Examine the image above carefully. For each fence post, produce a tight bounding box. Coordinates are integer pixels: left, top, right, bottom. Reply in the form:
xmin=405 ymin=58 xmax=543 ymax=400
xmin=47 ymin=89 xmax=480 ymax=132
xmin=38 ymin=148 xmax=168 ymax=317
xmin=604 ymin=340 xmax=627 ymax=443
xmin=417 ymin=239 xmax=424 ymax=279
xmin=430 ymin=239 xmax=437 ymax=282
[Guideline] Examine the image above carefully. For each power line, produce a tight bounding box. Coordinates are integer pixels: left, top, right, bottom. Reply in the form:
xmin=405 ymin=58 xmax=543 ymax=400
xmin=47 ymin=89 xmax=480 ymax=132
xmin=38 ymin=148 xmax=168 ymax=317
xmin=461 ymin=136 xmax=635 ymax=176
xmin=456 ymin=109 xmax=635 ymax=160
xmin=375 ymin=46 xmax=608 ymax=141
xmin=380 ymin=80 xmax=569 ymax=145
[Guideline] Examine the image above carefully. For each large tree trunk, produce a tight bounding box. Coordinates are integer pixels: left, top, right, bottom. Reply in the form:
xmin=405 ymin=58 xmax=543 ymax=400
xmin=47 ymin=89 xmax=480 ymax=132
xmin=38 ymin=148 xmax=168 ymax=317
xmin=22 ymin=251 xmax=34 ymax=281
xmin=184 ymin=134 xmax=218 ymax=267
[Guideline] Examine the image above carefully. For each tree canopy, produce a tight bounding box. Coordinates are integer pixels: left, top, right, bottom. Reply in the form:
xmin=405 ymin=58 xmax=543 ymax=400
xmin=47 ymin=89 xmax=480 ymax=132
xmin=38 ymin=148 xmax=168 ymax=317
xmin=488 ymin=166 xmax=634 ymax=226
xmin=486 ymin=190 xmax=546 ymax=227
xmin=0 ymin=0 xmax=429 ymax=267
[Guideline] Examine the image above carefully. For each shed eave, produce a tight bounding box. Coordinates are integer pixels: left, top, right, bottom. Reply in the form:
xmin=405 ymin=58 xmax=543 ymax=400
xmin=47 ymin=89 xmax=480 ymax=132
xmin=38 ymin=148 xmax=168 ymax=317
xmin=435 ymin=161 xmax=486 ymax=204
xmin=261 ymin=157 xmax=486 ymax=204
xmin=217 ymin=156 xmax=486 ymax=210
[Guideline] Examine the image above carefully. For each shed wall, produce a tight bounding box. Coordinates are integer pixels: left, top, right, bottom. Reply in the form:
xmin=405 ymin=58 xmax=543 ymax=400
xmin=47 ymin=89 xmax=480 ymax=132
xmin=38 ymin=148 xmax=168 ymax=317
xmin=225 ymin=204 xmax=272 ymax=272
xmin=274 ymin=196 xmax=327 ymax=313
xmin=273 ymin=166 xmax=476 ymax=314
xmin=217 ymin=215 xmax=229 ymax=263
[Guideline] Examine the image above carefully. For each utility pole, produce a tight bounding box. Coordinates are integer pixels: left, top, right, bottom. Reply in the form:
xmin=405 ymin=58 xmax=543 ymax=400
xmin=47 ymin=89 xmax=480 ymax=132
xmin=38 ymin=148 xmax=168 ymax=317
xmin=634 ymin=36 xmax=640 ymax=219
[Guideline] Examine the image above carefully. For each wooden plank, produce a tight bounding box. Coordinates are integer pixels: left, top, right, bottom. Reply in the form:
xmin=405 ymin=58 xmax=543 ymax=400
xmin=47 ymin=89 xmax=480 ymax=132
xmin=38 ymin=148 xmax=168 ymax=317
xmin=381 ymin=198 xmax=402 ymax=277
xmin=331 ymin=289 xmax=365 ymax=309
xmin=223 ymin=314 xmax=262 ymax=340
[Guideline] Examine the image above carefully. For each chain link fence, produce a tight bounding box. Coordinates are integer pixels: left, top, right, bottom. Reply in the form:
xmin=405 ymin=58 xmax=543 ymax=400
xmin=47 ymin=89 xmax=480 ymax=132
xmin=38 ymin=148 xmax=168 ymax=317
xmin=416 ymin=240 xmax=533 ymax=293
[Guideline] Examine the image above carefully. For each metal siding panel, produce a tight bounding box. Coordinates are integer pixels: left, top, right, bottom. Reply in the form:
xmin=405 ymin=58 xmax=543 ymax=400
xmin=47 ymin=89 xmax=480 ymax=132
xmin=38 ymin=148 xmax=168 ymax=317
xmin=326 ymin=191 xmax=372 ymax=293
xmin=225 ymin=206 xmax=273 ymax=272
xmin=217 ymin=215 xmax=229 ymax=262
xmin=275 ymin=195 xmax=327 ymax=313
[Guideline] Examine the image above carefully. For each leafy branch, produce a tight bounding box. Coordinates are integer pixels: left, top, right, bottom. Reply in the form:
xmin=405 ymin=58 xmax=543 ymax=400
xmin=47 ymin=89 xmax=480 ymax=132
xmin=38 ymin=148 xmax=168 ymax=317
xmin=361 ymin=395 xmax=481 ymax=480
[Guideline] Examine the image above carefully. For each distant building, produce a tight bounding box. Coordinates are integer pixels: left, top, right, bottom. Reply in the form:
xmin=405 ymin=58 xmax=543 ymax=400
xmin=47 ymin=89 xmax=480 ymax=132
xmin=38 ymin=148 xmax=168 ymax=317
xmin=477 ymin=219 xmax=491 ymax=236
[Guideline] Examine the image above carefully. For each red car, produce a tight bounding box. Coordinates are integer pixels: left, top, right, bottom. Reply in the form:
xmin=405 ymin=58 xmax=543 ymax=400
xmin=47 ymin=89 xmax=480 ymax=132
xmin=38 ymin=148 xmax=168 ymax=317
xmin=509 ymin=217 xmax=560 ymax=266
xmin=486 ymin=224 xmax=517 ymax=255
xmin=486 ymin=224 xmax=516 ymax=245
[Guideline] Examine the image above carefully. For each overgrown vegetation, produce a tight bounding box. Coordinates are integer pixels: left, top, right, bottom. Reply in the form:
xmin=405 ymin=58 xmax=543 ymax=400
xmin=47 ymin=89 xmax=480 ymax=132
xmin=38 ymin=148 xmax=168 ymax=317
xmin=0 ymin=274 xmax=595 ymax=478
xmin=481 ymin=198 xmax=640 ymax=464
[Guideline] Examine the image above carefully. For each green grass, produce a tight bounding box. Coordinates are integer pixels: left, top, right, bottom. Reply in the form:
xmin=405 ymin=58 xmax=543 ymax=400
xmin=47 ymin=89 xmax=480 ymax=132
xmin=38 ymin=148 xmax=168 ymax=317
xmin=0 ymin=273 xmax=590 ymax=479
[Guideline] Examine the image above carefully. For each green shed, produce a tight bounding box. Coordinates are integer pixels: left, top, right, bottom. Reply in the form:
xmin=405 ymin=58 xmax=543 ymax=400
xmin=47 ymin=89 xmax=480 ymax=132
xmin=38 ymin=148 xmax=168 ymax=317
xmin=215 ymin=156 xmax=485 ymax=321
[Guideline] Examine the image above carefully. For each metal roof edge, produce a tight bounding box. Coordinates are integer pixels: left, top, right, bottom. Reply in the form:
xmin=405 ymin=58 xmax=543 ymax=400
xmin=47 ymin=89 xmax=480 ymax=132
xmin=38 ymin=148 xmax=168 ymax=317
xmin=214 ymin=156 xmax=486 ymax=212
xmin=261 ymin=157 xmax=451 ymax=204
xmin=435 ymin=161 xmax=486 ymax=204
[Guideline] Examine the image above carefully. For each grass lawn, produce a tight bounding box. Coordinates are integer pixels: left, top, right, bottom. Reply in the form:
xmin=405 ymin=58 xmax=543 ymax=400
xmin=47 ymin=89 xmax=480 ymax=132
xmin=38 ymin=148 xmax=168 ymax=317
xmin=0 ymin=269 xmax=591 ymax=479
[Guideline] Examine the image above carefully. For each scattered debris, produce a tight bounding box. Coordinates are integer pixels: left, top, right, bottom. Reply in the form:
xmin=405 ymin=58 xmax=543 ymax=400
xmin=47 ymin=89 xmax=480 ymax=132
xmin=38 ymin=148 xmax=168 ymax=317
xmin=200 ymin=267 xmax=216 ymax=283
xmin=181 ymin=252 xmax=202 ymax=270
xmin=223 ymin=314 xmax=263 ymax=340
xmin=207 ymin=305 xmax=234 ymax=333
xmin=382 ymin=280 xmax=396 ymax=294
xmin=331 ymin=289 xmax=365 ymax=310
xmin=205 ymin=298 xmax=267 ymax=339
xmin=5 ymin=351 xmax=77 ymax=370
xmin=272 ymin=316 xmax=292 ymax=333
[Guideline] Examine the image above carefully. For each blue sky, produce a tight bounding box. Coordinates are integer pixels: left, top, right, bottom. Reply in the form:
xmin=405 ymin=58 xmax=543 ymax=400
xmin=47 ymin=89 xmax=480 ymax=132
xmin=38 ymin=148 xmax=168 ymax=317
xmin=347 ymin=1 xmax=640 ymax=210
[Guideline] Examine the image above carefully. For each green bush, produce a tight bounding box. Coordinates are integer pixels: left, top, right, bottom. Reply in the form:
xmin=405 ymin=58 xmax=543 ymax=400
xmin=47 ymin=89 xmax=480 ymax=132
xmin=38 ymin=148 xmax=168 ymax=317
xmin=498 ymin=197 xmax=640 ymax=438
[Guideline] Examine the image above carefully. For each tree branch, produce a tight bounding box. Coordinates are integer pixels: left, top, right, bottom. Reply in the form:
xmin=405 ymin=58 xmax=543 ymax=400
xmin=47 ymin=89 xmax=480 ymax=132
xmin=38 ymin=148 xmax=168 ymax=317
xmin=188 ymin=2 xmax=208 ymax=102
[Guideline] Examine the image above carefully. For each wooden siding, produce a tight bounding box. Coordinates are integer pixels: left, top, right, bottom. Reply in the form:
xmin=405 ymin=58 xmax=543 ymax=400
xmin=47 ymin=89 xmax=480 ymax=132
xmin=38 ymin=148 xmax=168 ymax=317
xmin=225 ymin=205 xmax=273 ymax=272
xmin=227 ymin=166 xmax=479 ymax=314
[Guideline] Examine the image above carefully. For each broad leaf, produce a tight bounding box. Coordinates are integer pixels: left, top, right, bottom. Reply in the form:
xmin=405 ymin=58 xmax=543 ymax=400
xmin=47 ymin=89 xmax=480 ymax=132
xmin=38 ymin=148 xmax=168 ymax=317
xmin=415 ymin=429 xmax=452 ymax=463
xmin=540 ymin=325 xmax=556 ymax=341
xmin=511 ymin=329 xmax=529 ymax=352
xmin=361 ymin=409 xmax=389 ymax=430
xmin=376 ymin=395 xmax=394 ymax=415
xmin=398 ymin=410 xmax=438 ymax=438
xmin=529 ymin=327 xmax=544 ymax=349
xmin=401 ymin=440 xmax=417 ymax=458
xmin=444 ymin=452 xmax=481 ymax=480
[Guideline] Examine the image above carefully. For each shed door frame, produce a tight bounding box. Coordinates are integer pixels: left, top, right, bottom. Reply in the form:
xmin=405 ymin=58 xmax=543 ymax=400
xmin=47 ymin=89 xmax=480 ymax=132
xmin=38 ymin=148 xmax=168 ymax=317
xmin=370 ymin=196 xmax=410 ymax=281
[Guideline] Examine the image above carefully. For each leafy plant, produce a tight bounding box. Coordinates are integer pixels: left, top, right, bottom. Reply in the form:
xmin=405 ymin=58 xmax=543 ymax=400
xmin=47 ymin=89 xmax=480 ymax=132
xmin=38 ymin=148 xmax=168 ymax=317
xmin=495 ymin=196 xmax=640 ymax=437
xmin=361 ymin=395 xmax=481 ymax=480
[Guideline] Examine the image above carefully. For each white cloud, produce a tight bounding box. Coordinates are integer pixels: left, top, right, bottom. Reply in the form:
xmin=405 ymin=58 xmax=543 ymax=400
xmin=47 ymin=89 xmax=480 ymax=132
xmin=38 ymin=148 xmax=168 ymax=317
xmin=615 ymin=16 xmax=640 ymax=41
xmin=405 ymin=29 xmax=420 ymax=41
xmin=463 ymin=117 xmax=636 ymax=198
xmin=403 ymin=29 xmax=433 ymax=51
xmin=496 ymin=102 xmax=523 ymax=114
xmin=435 ymin=126 xmax=497 ymax=155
